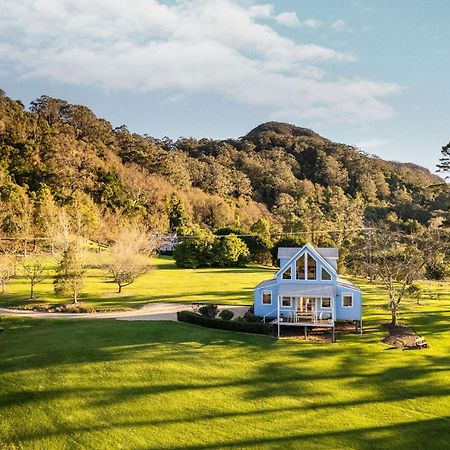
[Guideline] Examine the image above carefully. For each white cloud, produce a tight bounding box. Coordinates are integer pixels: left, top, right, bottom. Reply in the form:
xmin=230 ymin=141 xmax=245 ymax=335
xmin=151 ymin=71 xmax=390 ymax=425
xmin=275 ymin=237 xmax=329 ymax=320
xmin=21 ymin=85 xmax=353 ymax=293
xmin=302 ymin=19 xmax=322 ymax=28
xmin=0 ymin=0 xmax=400 ymax=124
xmin=275 ymin=12 xmax=300 ymax=27
xmin=331 ymin=19 xmax=347 ymax=32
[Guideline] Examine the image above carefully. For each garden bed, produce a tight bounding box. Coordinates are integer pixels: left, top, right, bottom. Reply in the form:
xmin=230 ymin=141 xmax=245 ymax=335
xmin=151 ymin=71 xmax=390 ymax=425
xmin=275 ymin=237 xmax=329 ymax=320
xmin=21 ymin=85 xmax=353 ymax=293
xmin=382 ymin=323 xmax=429 ymax=350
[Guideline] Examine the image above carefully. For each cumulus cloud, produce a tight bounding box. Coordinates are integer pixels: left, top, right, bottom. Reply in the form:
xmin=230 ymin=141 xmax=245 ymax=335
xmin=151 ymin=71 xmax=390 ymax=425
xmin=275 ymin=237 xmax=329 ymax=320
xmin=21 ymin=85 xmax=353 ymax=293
xmin=275 ymin=11 xmax=300 ymax=27
xmin=0 ymin=0 xmax=400 ymax=124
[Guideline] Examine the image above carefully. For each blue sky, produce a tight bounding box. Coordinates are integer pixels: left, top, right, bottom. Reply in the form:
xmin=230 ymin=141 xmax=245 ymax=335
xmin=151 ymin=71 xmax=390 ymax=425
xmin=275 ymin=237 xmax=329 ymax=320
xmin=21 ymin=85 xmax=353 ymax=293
xmin=0 ymin=0 xmax=449 ymax=172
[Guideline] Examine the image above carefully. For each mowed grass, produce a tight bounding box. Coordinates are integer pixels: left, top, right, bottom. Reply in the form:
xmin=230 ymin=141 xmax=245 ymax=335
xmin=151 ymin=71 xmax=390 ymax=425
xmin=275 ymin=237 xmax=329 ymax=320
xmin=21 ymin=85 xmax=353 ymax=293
xmin=0 ymin=280 xmax=449 ymax=449
xmin=1 ymin=255 xmax=275 ymax=310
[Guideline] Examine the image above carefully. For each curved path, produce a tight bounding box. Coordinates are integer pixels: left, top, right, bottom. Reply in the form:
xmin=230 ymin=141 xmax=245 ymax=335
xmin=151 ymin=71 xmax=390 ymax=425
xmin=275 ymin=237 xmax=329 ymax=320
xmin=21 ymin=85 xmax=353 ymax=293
xmin=0 ymin=303 xmax=250 ymax=321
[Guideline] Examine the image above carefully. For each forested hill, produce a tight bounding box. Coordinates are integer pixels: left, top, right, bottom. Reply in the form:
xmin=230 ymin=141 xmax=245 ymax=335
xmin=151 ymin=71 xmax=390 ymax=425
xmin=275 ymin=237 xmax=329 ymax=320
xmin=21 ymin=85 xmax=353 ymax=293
xmin=0 ymin=90 xmax=448 ymax=243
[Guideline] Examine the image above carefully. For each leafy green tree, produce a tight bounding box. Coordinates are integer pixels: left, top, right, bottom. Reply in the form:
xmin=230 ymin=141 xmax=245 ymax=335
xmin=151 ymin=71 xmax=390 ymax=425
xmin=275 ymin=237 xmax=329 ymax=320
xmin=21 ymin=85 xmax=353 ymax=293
xmin=437 ymin=141 xmax=450 ymax=177
xmin=173 ymin=229 xmax=214 ymax=268
xmin=271 ymin=236 xmax=305 ymax=266
xmin=54 ymin=244 xmax=85 ymax=304
xmin=250 ymin=217 xmax=271 ymax=239
xmin=167 ymin=195 xmax=191 ymax=235
xmin=212 ymin=234 xmax=250 ymax=267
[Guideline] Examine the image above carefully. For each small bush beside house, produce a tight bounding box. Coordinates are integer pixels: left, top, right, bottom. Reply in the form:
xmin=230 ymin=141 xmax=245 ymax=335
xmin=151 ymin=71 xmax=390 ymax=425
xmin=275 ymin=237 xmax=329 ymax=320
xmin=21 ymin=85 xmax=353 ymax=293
xmin=177 ymin=310 xmax=273 ymax=335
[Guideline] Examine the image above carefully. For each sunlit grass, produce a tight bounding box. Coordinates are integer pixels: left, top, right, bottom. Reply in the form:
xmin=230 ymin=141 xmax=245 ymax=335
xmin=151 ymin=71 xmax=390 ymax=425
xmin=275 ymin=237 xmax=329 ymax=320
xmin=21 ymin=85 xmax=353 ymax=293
xmin=0 ymin=255 xmax=275 ymax=310
xmin=0 ymin=280 xmax=449 ymax=448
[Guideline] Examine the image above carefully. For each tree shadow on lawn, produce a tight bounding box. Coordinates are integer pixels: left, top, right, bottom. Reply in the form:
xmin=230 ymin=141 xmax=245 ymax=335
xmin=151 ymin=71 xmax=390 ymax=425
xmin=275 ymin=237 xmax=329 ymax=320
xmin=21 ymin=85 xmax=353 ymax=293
xmin=1 ymin=318 xmax=450 ymax=447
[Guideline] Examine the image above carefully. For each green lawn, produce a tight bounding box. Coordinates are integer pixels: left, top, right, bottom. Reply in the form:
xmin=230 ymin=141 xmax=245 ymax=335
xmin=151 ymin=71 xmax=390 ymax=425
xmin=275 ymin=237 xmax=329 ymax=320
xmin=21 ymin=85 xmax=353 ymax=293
xmin=0 ymin=279 xmax=449 ymax=449
xmin=1 ymin=255 xmax=275 ymax=310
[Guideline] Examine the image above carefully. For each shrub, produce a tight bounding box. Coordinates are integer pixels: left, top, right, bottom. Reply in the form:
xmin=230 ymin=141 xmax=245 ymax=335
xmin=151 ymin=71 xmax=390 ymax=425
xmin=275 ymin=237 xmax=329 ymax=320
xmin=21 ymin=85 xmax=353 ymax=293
xmin=173 ymin=229 xmax=214 ymax=268
xmin=212 ymin=234 xmax=250 ymax=267
xmin=198 ymin=304 xmax=219 ymax=318
xmin=219 ymin=309 xmax=234 ymax=321
xmin=177 ymin=311 xmax=273 ymax=335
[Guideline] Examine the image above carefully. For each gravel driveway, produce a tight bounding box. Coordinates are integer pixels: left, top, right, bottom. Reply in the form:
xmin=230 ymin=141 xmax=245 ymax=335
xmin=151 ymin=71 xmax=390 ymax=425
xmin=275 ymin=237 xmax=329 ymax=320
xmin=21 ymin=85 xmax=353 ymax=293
xmin=0 ymin=303 xmax=250 ymax=321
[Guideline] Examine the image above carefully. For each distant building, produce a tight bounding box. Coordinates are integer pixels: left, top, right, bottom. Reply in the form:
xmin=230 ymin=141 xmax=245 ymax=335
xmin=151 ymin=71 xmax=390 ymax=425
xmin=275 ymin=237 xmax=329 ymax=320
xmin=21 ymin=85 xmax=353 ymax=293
xmin=153 ymin=233 xmax=179 ymax=254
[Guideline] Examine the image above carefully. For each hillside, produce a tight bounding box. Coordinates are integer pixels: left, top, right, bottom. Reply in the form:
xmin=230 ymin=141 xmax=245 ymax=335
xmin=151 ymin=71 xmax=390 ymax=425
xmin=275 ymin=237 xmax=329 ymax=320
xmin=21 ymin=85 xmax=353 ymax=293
xmin=0 ymin=91 xmax=448 ymax=245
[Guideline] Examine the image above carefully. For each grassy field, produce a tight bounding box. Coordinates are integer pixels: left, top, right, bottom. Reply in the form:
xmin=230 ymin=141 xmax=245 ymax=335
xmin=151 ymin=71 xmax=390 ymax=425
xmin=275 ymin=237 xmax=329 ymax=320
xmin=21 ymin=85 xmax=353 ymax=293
xmin=0 ymin=275 xmax=449 ymax=449
xmin=0 ymin=255 xmax=275 ymax=310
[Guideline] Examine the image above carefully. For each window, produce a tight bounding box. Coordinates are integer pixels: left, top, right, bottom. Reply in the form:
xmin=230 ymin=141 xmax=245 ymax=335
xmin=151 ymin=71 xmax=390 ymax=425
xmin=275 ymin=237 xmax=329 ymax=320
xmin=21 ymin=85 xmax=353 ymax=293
xmin=342 ymin=294 xmax=353 ymax=308
xmin=295 ymin=254 xmax=305 ymax=280
xmin=262 ymin=291 xmax=272 ymax=305
xmin=306 ymin=254 xmax=317 ymax=280
xmin=282 ymin=266 xmax=292 ymax=280
xmin=321 ymin=297 xmax=331 ymax=309
xmin=321 ymin=267 xmax=331 ymax=281
xmin=281 ymin=296 xmax=292 ymax=307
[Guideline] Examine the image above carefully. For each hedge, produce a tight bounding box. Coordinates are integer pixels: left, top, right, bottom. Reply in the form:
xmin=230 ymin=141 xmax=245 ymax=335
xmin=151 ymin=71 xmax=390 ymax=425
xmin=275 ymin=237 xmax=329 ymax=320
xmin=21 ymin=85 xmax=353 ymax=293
xmin=177 ymin=310 xmax=273 ymax=335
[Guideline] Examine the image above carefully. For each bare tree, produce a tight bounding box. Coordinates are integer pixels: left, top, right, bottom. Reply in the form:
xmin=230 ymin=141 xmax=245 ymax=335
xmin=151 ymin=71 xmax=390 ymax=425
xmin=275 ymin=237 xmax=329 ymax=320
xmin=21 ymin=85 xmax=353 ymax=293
xmin=0 ymin=255 xmax=13 ymax=294
xmin=21 ymin=257 xmax=47 ymax=299
xmin=356 ymin=227 xmax=448 ymax=325
xmin=102 ymin=223 xmax=155 ymax=294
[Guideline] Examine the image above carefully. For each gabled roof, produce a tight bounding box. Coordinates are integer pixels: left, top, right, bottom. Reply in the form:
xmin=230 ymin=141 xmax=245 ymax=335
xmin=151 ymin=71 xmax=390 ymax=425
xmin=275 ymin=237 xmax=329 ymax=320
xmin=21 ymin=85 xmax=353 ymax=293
xmin=337 ymin=277 xmax=361 ymax=291
xmin=278 ymin=247 xmax=338 ymax=260
xmin=275 ymin=244 xmax=337 ymax=278
xmin=255 ymin=279 xmax=277 ymax=289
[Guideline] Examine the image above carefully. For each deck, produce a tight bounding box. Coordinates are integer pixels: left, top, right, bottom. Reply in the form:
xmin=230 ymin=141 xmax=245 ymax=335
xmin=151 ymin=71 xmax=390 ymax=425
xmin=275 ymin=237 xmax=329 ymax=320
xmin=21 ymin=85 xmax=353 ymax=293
xmin=270 ymin=318 xmax=335 ymax=328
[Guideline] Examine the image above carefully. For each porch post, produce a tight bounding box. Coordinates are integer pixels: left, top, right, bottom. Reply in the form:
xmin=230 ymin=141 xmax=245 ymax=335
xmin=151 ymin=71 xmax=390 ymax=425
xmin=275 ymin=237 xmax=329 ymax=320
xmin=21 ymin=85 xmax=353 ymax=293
xmin=277 ymin=296 xmax=280 ymax=338
xmin=360 ymin=319 xmax=363 ymax=334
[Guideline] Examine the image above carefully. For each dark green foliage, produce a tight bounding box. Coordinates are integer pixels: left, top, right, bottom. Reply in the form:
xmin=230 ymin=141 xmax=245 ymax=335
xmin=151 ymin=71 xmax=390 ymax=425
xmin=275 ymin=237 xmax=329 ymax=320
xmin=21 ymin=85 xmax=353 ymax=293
xmin=0 ymin=91 xmax=448 ymax=255
xmin=271 ymin=236 xmax=306 ymax=266
xmin=173 ymin=230 xmax=214 ymax=268
xmin=177 ymin=310 xmax=273 ymax=335
xmin=212 ymin=234 xmax=250 ymax=267
xmin=437 ymin=141 xmax=450 ymax=176
xmin=240 ymin=235 xmax=272 ymax=265
xmin=167 ymin=194 xmax=191 ymax=235
xmin=218 ymin=309 xmax=234 ymax=321
xmin=198 ymin=304 xmax=219 ymax=318
xmin=425 ymin=254 xmax=449 ymax=280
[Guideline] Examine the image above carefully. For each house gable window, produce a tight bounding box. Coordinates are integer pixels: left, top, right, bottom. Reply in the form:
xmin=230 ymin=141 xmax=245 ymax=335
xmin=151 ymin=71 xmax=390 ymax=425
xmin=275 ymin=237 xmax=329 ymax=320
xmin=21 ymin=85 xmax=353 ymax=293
xmin=321 ymin=297 xmax=331 ymax=309
xmin=295 ymin=254 xmax=305 ymax=280
xmin=262 ymin=291 xmax=272 ymax=305
xmin=321 ymin=267 xmax=331 ymax=281
xmin=306 ymin=254 xmax=317 ymax=280
xmin=281 ymin=296 xmax=292 ymax=307
xmin=282 ymin=266 xmax=292 ymax=280
xmin=342 ymin=294 xmax=353 ymax=308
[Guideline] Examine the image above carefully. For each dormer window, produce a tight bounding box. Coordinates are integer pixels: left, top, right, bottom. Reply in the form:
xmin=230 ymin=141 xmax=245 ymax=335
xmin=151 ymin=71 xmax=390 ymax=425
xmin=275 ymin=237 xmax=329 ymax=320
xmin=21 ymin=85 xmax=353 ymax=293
xmin=306 ymin=254 xmax=317 ymax=280
xmin=282 ymin=266 xmax=292 ymax=280
xmin=321 ymin=267 xmax=331 ymax=281
xmin=295 ymin=254 xmax=305 ymax=280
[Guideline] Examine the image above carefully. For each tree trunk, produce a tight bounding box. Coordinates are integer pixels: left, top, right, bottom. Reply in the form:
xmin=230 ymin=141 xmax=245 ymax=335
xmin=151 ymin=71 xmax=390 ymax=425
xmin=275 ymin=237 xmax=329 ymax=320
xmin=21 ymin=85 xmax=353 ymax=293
xmin=30 ymin=282 xmax=34 ymax=299
xmin=1 ymin=281 xmax=4 ymax=294
xmin=118 ymin=284 xmax=122 ymax=294
xmin=73 ymin=292 xmax=78 ymax=304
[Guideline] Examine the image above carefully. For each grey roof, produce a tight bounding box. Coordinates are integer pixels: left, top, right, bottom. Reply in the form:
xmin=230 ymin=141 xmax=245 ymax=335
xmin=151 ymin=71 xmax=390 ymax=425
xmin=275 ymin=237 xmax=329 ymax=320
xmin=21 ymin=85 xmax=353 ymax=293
xmin=255 ymin=279 xmax=277 ymax=289
xmin=277 ymin=247 xmax=338 ymax=260
xmin=337 ymin=278 xmax=361 ymax=291
xmin=278 ymin=284 xmax=335 ymax=297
